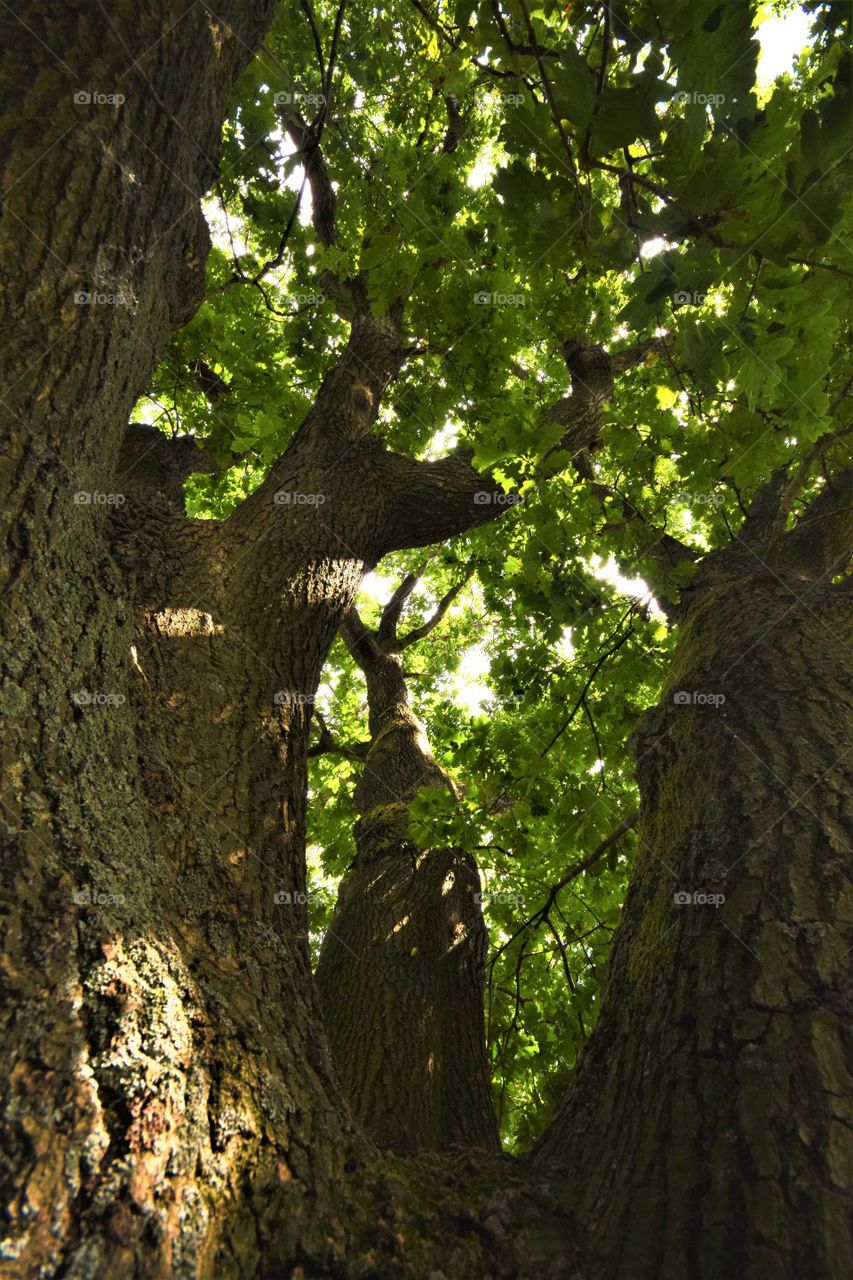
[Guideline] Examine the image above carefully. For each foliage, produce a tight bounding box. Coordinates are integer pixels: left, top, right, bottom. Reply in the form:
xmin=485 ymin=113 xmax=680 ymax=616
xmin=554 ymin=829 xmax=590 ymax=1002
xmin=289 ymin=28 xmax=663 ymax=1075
xmin=133 ymin=0 xmax=851 ymax=1148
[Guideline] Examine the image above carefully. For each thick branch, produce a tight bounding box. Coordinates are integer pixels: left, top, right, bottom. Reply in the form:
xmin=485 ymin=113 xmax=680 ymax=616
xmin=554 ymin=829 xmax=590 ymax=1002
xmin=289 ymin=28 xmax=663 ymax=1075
xmin=737 ymin=466 xmax=791 ymax=552
xmin=442 ymin=93 xmax=466 ymax=153
xmin=377 ymin=568 xmax=425 ymax=648
xmin=540 ymin=337 xmax=662 ymax=468
xmin=279 ymin=112 xmax=337 ymax=249
xmin=340 ymin=606 xmax=382 ymax=670
xmin=373 ymin=448 xmax=518 ymax=554
xmin=231 ymin=315 xmax=407 ymax=533
xmin=115 ymin=423 xmax=219 ymax=506
xmin=535 ymin=336 xmax=695 ymax=613
xmin=591 ymin=478 xmax=698 ymax=620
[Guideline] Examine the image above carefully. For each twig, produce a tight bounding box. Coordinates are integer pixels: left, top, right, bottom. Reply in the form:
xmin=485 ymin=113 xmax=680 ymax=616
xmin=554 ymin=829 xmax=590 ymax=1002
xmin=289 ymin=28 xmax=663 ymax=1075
xmin=487 ymin=812 xmax=638 ymax=972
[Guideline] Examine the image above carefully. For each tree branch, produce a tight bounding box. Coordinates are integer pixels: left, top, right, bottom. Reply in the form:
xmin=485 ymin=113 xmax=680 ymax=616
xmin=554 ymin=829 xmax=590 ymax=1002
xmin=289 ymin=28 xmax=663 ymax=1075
xmin=298 ymin=0 xmax=326 ymax=88
xmin=487 ymin=814 xmax=638 ymax=972
xmin=517 ymin=0 xmax=581 ymax=202
xmin=590 ymin=161 xmax=728 ymax=246
xmin=371 ymin=448 xmax=520 ymax=554
xmin=396 ymin=567 xmax=474 ymax=650
xmin=278 ymin=111 xmax=337 ymax=249
xmin=539 ymin=616 xmax=636 ymax=757
xmin=307 ymin=708 xmax=370 ymax=760
xmin=323 ymin=0 xmax=348 ymax=139
xmin=377 ymin=567 xmax=425 ymax=648
xmin=534 ymin=335 xmax=696 ymax=614
xmin=539 ymin=337 xmax=662 ymax=470
xmin=340 ymin=606 xmax=382 ymax=669
xmin=115 ymin=423 xmax=219 ymax=504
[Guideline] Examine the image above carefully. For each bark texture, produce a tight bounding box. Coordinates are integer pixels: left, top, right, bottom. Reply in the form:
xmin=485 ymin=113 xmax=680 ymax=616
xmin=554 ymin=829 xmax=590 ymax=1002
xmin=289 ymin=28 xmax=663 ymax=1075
xmin=530 ymin=477 xmax=853 ymax=1280
xmin=0 ymin=8 xmax=515 ymax=1275
xmin=315 ymin=593 xmax=500 ymax=1155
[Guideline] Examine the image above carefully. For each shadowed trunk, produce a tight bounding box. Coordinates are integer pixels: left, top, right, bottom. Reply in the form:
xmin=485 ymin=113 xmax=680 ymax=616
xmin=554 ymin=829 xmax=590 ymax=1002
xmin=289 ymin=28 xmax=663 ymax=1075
xmin=0 ymin=7 xmax=509 ymax=1275
xmin=315 ymin=594 xmax=500 ymax=1154
xmin=530 ymin=477 xmax=853 ymax=1279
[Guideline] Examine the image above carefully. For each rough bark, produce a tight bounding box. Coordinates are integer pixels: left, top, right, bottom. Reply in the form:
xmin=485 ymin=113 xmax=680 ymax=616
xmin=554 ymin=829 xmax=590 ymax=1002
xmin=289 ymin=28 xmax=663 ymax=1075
xmin=0 ymin=8 xmax=515 ymax=1275
xmin=315 ymin=595 xmax=500 ymax=1155
xmin=530 ymin=477 xmax=853 ymax=1280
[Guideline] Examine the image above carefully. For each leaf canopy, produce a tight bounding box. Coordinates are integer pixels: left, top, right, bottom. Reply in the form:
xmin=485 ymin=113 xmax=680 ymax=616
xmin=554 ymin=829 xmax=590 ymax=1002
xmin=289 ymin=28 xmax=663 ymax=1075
xmin=133 ymin=0 xmax=852 ymax=1147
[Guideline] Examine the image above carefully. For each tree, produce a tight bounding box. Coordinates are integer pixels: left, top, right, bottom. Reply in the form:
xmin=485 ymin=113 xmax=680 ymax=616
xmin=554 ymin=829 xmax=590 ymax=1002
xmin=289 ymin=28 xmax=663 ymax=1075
xmin=314 ymin=570 xmax=499 ymax=1154
xmin=1 ymin=0 xmax=851 ymax=1277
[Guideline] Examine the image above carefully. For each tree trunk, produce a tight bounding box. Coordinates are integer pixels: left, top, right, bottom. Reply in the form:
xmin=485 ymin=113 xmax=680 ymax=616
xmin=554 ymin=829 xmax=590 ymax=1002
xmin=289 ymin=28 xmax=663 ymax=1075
xmin=530 ymin=516 xmax=853 ymax=1279
xmin=0 ymin=11 xmax=514 ymax=1274
xmin=315 ymin=606 xmax=499 ymax=1154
